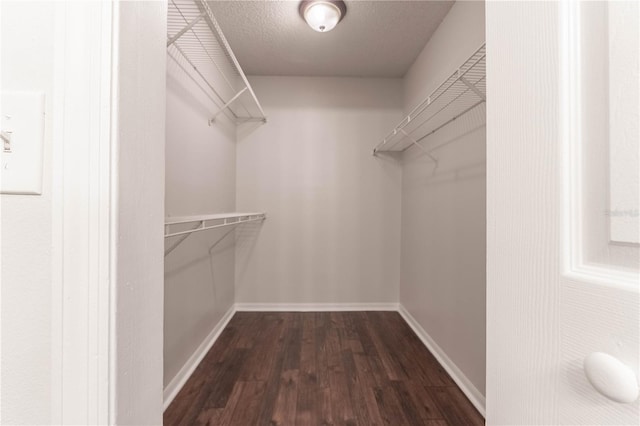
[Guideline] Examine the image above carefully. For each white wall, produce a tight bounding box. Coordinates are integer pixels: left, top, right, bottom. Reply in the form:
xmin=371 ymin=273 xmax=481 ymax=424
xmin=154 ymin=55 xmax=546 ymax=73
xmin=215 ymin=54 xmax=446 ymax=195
xmin=399 ymin=0 xmax=486 ymax=400
xmin=235 ymin=77 xmax=403 ymax=305
xmin=163 ymin=23 xmax=238 ymax=392
xmin=1 ymin=3 xmax=168 ymax=424
xmin=114 ymin=2 xmax=167 ymax=424
xmin=0 ymin=2 xmax=55 ymax=424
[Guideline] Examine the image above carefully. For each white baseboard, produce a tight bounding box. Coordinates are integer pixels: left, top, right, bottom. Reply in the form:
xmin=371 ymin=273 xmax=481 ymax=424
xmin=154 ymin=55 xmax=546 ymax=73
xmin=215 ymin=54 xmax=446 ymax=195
xmin=398 ymin=304 xmax=486 ymax=417
xmin=162 ymin=304 xmax=236 ymax=411
xmin=235 ymin=302 xmax=399 ymax=312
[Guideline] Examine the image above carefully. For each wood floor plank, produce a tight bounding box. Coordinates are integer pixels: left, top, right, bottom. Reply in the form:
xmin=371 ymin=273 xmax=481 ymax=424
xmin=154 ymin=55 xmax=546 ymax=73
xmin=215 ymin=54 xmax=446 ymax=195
xmin=318 ymin=386 xmax=333 ymax=426
xmin=314 ymin=313 xmax=331 ymax=389
xmin=373 ymin=386 xmax=411 ymax=426
xmin=342 ymin=349 xmax=372 ymax=426
xmin=330 ymin=311 xmax=345 ymax=328
xmin=342 ymin=311 xmax=360 ymax=340
xmin=362 ymin=386 xmax=385 ymax=426
xmin=233 ymin=312 xmax=260 ymax=349
xmin=352 ymin=352 xmax=380 ymax=388
xmin=296 ymin=315 xmax=319 ymax=425
xmin=239 ymin=314 xmax=284 ymax=381
xmin=328 ymin=352 xmax=356 ymax=425
xmin=367 ymin=312 xmax=419 ymax=381
xmin=164 ymin=327 xmax=238 ymax=425
xmin=164 ymin=311 xmax=484 ymax=426
xmin=198 ymin=409 xmax=223 ymax=426
xmin=325 ymin=326 xmax=342 ymax=370
xmin=282 ymin=325 xmax=302 ymax=371
xmin=351 ymin=312 xmax=378 ymax=356
xmin=204 ymin=381 xmax=244 ymax=426
xmin=200 ymin=348 xmax=248 ymax=410
xmin=254 ymin=323 xmax=289 ymax=425
xmin=424 ymin=420 xmax=449 ymax=426
xmin=430 ymin=386 xmax=484 ymax=426
xmin=227 ymin=381 xmax=266 ymax=426
xmin=390 ymin=380 xmax=432 ymax=425
xmin=383 ymin=312 xmax=455 ymax=387
xmin=404 ymin=380 xmax=443 ymax=421
xmin=176 ymin=347 xmax=248 ymax=426
xmin=271 ymin=369 xmax=299 ymax=426
xmin=365 ymin=320 xmax=406 ymax=381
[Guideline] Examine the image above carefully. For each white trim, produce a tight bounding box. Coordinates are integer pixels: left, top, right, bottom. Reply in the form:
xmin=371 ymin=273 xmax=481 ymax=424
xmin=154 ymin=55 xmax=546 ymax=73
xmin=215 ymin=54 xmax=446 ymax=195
xmin=560 ymin=0 xmax=639 ymax=293
xmin=235 ymin=303 xmax=399 ymax=312
xmin=398 ymin=304 xmax=486 ymax=417
xmin=51 ymin=2 xmax=115 ymax=424
xmin=163 ymin=305 xmax=236 ymax=411
xmin=108 ymin=1 xmax=120 ymax=422
xmin=50 ymin=4 xmax=66 ymax=421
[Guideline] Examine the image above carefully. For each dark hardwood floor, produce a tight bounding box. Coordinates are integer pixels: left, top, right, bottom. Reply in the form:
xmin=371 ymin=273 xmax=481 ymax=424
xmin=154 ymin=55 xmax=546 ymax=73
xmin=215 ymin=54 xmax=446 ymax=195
xmin=164 ymin=311 xmax=484 ymax=426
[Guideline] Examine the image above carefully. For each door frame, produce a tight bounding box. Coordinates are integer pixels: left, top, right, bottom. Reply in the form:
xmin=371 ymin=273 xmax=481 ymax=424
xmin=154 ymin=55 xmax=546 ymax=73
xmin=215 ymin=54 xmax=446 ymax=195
xmin=51 ymin=1 xmax=167 ymax=424
xmin=51 ymin=1 xmax=116 ymax=423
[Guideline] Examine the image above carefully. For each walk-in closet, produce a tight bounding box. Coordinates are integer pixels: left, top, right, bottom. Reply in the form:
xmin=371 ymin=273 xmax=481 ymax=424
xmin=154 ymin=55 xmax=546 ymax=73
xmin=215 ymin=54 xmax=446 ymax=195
xmin=2 ymin=0 xmax=638 ymax=424
xmin=163 ymin=0 xmax=486 ymax=424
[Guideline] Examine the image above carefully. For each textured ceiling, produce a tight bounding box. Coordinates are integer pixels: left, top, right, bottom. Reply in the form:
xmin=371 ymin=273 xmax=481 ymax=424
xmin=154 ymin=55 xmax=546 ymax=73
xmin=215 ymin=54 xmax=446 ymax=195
xmin=207 ymin=1 xmax=455 ymax=77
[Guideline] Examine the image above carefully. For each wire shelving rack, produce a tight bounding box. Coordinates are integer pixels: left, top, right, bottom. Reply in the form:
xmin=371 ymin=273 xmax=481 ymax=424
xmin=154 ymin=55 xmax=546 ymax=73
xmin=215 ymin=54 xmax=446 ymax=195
xmin=373 ymin=44 xmax=486 ymax=156
xmin=167 ymin=0 xmax=267 ymax=125
xmin=164 ymin=212 xmax=266 ymax=256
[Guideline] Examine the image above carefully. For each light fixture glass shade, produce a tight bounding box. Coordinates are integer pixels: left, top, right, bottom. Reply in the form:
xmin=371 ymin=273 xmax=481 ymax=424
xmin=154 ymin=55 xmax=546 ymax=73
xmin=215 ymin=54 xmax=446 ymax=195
xmin=303 ymin=1 xmax=342 ymax=32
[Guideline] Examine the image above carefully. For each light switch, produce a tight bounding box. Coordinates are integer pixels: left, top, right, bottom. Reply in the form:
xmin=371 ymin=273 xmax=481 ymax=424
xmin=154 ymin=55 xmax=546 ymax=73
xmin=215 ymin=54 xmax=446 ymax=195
xmin=1 ymin=92 xmax=45 ymax=195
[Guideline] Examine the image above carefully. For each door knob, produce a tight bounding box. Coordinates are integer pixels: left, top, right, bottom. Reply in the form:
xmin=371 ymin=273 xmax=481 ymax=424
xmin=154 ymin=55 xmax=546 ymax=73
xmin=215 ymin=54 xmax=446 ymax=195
xmin=584 ymin=352 xmax=639 ymax=403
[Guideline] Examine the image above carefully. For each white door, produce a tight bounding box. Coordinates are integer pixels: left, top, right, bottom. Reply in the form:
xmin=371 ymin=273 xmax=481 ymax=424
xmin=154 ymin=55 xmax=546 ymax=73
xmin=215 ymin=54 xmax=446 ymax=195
xmin=486 ymin=1 xmax=639 ymax=425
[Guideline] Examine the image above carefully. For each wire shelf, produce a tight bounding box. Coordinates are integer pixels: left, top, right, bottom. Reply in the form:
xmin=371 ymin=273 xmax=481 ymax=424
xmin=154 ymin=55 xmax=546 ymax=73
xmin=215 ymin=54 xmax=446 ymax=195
xmin=164 ymin=212 xmax=266 ymax=256
xmin=373 ymin=44 xmax=486 ymax=155
xmin=165 ymin=212 xmax=266 ymax=238
xmin=167 ymin=0 xmax=266 ymax=125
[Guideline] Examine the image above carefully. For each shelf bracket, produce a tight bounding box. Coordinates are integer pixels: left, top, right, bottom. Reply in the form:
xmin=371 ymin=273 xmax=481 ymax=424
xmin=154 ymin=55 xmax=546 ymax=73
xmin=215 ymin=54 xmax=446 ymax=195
xmin=1 ymin=130 xmax=12 ymax=153
xmin=460 ymin=76 xmax=486 ymax=101
xmin=208 ymin=87 xmax=249 ymax=125
xmin=398 ymin=128 xmax=438 ymax=165
xmin=167 ymin=11 xmax=207 ymax=47
xmin=164 ymin=220 xmax=204 ymax=256
xmin=208 ymin=226 xmax=236 ymax=255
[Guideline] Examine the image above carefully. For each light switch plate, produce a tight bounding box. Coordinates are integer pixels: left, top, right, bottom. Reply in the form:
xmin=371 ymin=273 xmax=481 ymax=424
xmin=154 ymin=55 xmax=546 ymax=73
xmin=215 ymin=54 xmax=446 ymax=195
xmin=1 ymin=91 xmax=45 ymax=195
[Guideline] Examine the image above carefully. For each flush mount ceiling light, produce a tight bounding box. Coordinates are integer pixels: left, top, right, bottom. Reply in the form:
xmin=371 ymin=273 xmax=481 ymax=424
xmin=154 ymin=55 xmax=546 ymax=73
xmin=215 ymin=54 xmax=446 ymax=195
xmin=300 ymin=0 xmax=347 ymax=33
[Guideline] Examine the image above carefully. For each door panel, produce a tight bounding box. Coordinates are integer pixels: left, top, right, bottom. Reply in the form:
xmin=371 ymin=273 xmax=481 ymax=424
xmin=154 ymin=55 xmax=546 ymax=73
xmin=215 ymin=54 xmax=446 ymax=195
xmin=487 ymin=1 xmax=639 ymax=424
xmin=560 ymin=1 xmax=639 ymax=423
